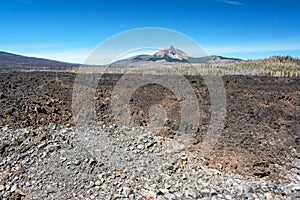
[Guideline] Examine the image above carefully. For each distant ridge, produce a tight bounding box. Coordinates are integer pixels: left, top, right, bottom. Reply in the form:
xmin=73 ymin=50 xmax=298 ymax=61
xmin=1 ymin=49 xmax=299 ymax=72
xmin=0 ymin=51 xmax=79 ymax=71
xmin=0 ymin=48 xmax=245 ymax=72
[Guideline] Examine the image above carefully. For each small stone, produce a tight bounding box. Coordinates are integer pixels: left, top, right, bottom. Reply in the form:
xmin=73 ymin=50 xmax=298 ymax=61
xmin=225 ymin=194 xmax=232 ymax=200
xmin=293 ymin=184 xmax=300 ymax=191
xmin=60 ymin=156 xmax=67 ymax=163
xmin=10 ymin=184 xmax=17 ymax=192
xmin=117 ymin=187 xmax=123 ymax=194
xmin=101 ymin=183 xmax=108 ymax=190
xmin=122 ymin=187 xmax=131 ymax=196
xmin=164 ymin=183 xmax=172 ymax=190
xmin=137 ymin=144 xmax=144 ymax=149
xmin=267 ymin=182 xmax=277 ymax=189
xmin=243 ymin=192 xmax=252 ymax=199
xmin=115 ymin=170 xmax=120 ymax=177
xmin=89 ymin=181 xmax=95 ymax=187
xmin=292 ymin=159 xmax=300 ymax=169
xmin=15 ymin=189 xmax=25 ymax=196
xmin=89 ymin=158 xmax=97 ymax=166
xmin=41 ymin=151 xmax=47 ymax=158
xmin=121 ymin=174 xmax=126 ymax=179
xmin=210 ymin=188 xmax=217 ymax=196
xmin=0 ymin=185 xmax=4 ymax=191
xmin=2 ymin=125 xmax=9 ymax=131
xmin=37 ymin=142 xmax=47 ymax=149
xmin=97 ymin=121 xmax=105 ymax=126
xmin=185 ymin=188 xmax=198 ymax=198
xmin=46 ymin=183 xmax=57 ymax=193
xmin=128 ymin=194 xmax=135 ymax=200
xmin=73 ymin=160 xmax=81 ymax=165
xmin=200 ymin=189 xmax=210 ymax=196
xmin=141 ymin=189 xmax=156 ymax=199
xmin=265 ymin=193 xmax=272 ymax=200
xmin=66 ymin=161 xmax=72 ymax=166
xmin=136 ymin=196 xmax=145 ymax=200
xmin=174 ymin=192 xmax=182 ymax=198
xmin=46 ymin=144 xmax=60 ymax=152
xmin=157 ymin=189 xmax=166 ymax=195
xmin=164 ymin=193 xmax=176 ymax=199
xmin=60 ymin=129 xmax=68 ymax=134
xmin=295 ymin=137 xmax=300 ymax=145
xmin=52 ymin=125 xmax=57 ymax=130
xmin=95 ymin=180 xmax=102 ymax=186
xmin=5 ymin=184 xmax=10 ymax=191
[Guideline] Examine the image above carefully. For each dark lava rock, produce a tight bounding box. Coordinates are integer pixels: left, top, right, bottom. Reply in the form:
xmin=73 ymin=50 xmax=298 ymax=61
xmin=0 ymin=72 xmax=299 ymax=180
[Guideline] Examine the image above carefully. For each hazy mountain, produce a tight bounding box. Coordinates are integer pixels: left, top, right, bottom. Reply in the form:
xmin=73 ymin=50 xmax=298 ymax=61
xmin=0 ymin=48 xmax=247 ymax=72
xmin=112 ymin=46 xmax=243 ymax=66
xmin=187 ymin=55 xmax=243 ymax=63
xmin=0 ymin=51 xmax=79 ymax=71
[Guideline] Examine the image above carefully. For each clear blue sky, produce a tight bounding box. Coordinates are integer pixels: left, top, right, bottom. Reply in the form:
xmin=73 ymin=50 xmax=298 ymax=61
xmin=1 ymin=0 xmax=300 ymax=63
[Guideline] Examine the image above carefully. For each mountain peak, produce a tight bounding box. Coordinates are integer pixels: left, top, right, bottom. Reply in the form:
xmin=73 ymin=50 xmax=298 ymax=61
xmin=169 ymin=45 xmax=176 ymax=51
xmin=154 ymin=45 xmax=189 ymax=61
xmin=113 ymin=46 xmax=244 ymax=65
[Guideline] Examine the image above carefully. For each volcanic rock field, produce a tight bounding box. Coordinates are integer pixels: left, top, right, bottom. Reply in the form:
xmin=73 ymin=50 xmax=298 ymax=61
xmin=0 ymin=72 xmax=299 ymax=199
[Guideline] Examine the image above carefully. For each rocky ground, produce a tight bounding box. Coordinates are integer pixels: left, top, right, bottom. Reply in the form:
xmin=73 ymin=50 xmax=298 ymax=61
xmin=0 ymin=72 xmax=300 ymax=199
xmin=0 ymin=124 xmax=299 ymax=199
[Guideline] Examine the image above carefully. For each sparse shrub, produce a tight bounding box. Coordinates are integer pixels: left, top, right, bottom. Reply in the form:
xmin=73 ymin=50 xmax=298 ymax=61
xmin=62 ymin=84 xmax=69 ymax=89
xmin=14 ymin=137 xmax=22 ymax=145
xmin=6 ymin=113 xmax=11 ymax=119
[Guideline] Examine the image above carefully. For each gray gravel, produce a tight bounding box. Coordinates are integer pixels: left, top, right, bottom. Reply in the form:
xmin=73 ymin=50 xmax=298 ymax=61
xmin=0 ymin=123 xmax=299 ymax=199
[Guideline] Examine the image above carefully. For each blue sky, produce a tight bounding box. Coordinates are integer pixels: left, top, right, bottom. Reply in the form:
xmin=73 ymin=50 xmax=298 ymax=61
xmin=0 ymin=0 xmax=300 ymax=63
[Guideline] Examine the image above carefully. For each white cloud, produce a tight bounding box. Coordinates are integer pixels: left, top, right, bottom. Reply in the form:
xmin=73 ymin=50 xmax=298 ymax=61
xmin=217 ymin=0 xmax=244 ymax=6
xmin=16 ymin=0 xmax=32 ymax=4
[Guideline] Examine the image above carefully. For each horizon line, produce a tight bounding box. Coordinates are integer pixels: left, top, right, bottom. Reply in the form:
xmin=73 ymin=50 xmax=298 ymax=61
xmin=1 ymin=49 xmax=300 ymax=65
